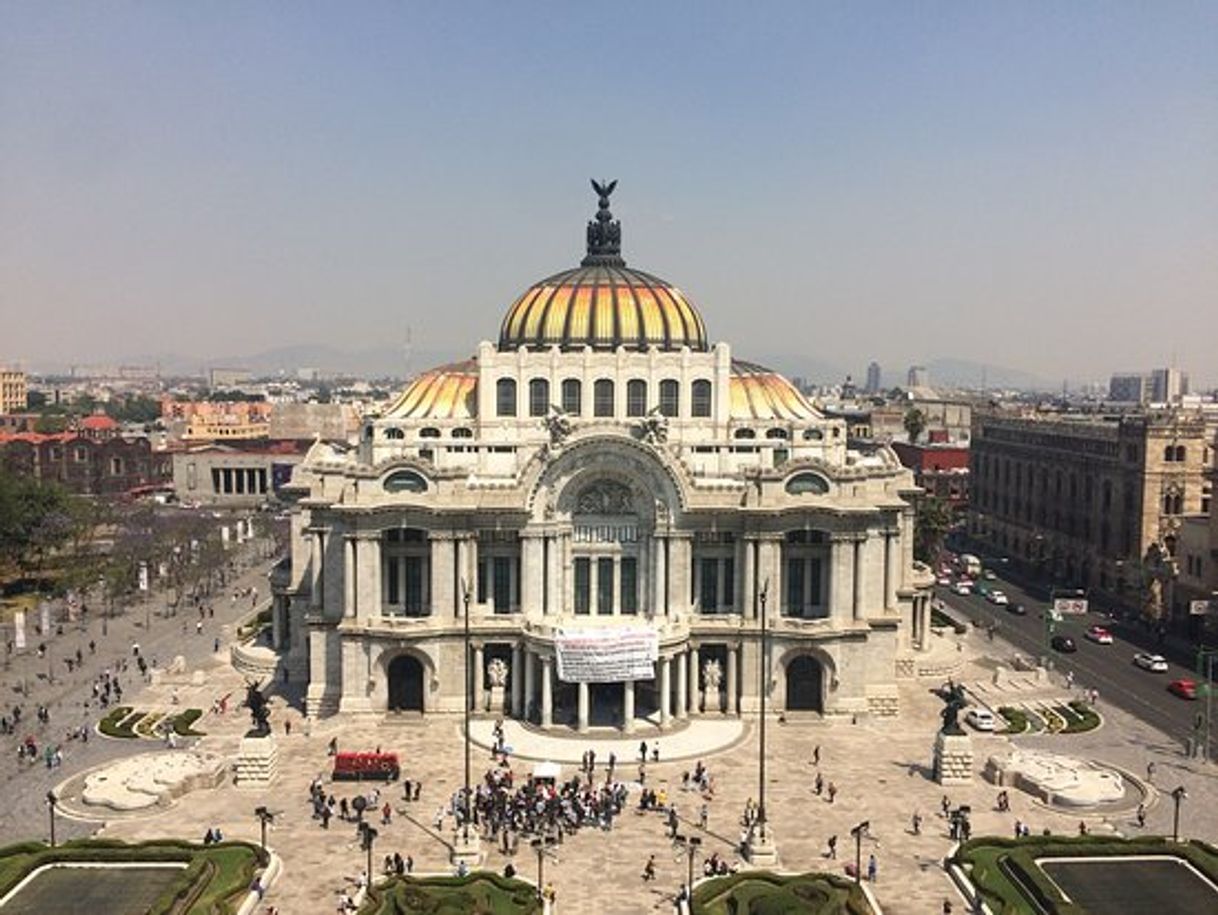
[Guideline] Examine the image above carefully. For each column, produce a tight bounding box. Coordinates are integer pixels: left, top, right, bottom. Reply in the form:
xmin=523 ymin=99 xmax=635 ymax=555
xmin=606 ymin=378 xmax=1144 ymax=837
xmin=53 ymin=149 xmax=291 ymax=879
xmin=853 ymin=536 xmax=865 ymax=622
xmin=310 ymin=530 xmax=324 ymax=609
xmin=669 ymin=535 xmax=692 ymax=616
xmin=523 ymin=650 xmax=536 ymax=722
xmin=540 ymin=657 xmax=553 ymax=728
xmin=521 ymin=534 xmax=543 ymax=615
xmin=511 ymin=643 xmax=523 ymax=717
xmin=622 ymin=679 xmax=635 ymax=733
xmin=577 ymin=681 xmax=589 ymax=732
xmin=473 ymin=644 xmax=485 ymax=713
xmin=676 ymin=651 xmax=688 ymax=719
xmin=356 ymin=534 xmax=381 ymax=621
xmin=651 ymin=534 xmax=667 ymax=615
xmin=829 ymin=535 xmax=854 ymax=622
xmin=343 ymin=534 xmax=356 ymax=618
xmin=919 ymin=598 xmax=932 ymax=652
xmin=740 ymin=535 xmax=756 ymax=619
xmin=756 ymin=537 xmax=779 ymax=617
xmin=660 ymin=656 xmax=672 ymax=727
xmin=430 ymin=533 xmax=455 ymax=617
xmin=726 ymin=645 xmax=739 ymax=715
xmin=884 ymin=531 xmax=899 ymax=610
xmin=688 ymin=645 xmax=701 ymax=714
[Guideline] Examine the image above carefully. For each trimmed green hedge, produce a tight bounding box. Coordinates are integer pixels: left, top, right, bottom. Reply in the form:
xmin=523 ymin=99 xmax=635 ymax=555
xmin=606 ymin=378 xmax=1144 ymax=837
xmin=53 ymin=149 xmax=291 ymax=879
xmin=954 ymin=835 xmax=1218 ymax=915
xmin=0 ymin=838 xmax=266 ymax=915
xmin=359 ymin=872 xmax=541 ymax=914
xmin=692 ymin=871 xmax=873 ymax=915
xmin=998 ymin=706 xmax=1029 ymax=735
xmin=98 ymin=706 xmax=137 ymax=738
xmin=1061 ymin=701 xmax=1100 ymax=734
xmin=173 ymin=708 xmax=206 ymax=736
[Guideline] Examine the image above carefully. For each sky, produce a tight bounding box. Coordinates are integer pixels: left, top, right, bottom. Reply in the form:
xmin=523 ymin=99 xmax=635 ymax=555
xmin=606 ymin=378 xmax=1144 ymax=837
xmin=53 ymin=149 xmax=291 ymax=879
xmin=2 ymin=2 xmax=1216 ymax=386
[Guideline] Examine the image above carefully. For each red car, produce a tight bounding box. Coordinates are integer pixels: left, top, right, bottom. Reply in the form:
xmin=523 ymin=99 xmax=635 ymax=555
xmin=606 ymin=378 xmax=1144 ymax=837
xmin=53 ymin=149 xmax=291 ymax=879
xmin=1168 ymin=679 xmax=1198 ymax=700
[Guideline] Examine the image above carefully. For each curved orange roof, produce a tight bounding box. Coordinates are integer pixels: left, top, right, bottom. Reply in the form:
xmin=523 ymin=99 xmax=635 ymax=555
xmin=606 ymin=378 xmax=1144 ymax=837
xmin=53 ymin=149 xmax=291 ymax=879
xmin=384 ymin=360 xmax=477 ymax=420
xmin=729 ymin=361 xmax=821 ymax=422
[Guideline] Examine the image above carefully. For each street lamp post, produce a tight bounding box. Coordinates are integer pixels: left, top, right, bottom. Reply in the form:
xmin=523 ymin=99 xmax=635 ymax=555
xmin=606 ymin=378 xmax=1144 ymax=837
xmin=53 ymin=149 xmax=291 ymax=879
xmin=1197 ymin=646 xmax=1217 ymax=762
xmin=46 ymin=791 xmax=57 ymax=847
xmin=359 ymin=821 xmax=378 ymax=886
xmin=745 ymin=580 xmax=777 ymax=865
xmin=675 ymin=833 xmax=702 ymax=898
xmin=531 ymin=834 xmax=556 ymax=900
xmin=463 ymin=585 xmax=472 ymax=845
xmin=1171 ymin=786 xmax=1187 ymax=842
xmin=850 ymin=821 xmax=869 ymax=885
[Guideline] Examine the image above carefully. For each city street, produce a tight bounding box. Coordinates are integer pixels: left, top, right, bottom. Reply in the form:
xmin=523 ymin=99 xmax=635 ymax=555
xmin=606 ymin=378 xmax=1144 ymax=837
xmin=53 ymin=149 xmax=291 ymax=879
xmin=935 ymin=572 xmax=1216 ymax=762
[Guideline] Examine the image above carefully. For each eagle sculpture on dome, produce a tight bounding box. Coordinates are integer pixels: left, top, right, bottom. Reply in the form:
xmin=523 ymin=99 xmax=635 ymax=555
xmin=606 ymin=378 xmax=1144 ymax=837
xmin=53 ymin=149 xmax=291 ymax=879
xmin=591 ymin=178 xmax=617 ymax=203
xmin=584 ymin=179 xmax=623 ymax=264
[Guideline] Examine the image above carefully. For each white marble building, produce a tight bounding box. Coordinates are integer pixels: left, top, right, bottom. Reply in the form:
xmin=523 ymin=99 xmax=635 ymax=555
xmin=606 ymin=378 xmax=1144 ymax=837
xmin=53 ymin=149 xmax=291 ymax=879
xmin=271 ymin=184 xmax=935 ymax=730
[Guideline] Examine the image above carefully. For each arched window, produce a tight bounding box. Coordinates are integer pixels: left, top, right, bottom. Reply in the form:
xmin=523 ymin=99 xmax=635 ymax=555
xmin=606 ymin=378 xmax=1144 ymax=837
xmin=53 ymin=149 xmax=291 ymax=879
xmin=496 ymin=378 xmax=517 ymax=417
xmin=594 ymin=379 xmax=614 ymax=417
xmin=384 ymin=470 xmax=428 ymax=493
xmin=419 ymin=427 xmax=441 ymax=438
xmin=765 ymin=428 xmax=789 ymax=440
xmin=1164 ymin=445 xmax=1176 ymax=462
xmin=452 ymin=427 xmax=473 ymax=439
xmin=785 ymin=472 xmax=830 ymax=495
xmin=528 ymin=378 xmax=550 ymax=417
xmin=691 ymin=379 xmax=712 ymax=418
xmin=733 ymin=428 xmax=755 ymax=439
xmin=384 ymin=427 xmax=405 ymax=440
xmin=626 ymin=379 xmax=647 ymax=417
xmin=1176 ymin=445 xmax=1187 ymax=462
xmin=658 ymin=379 xmax=679 ymax=417
xmin=802 ymin=427 xmax=824 ymax=441
xmin=561 ymin=379 xmax=582 ymax=415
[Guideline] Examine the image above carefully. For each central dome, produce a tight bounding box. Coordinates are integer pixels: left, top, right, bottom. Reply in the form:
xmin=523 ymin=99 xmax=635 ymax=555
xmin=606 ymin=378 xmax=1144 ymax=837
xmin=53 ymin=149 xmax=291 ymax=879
xmin=498 ymin=181 xmax=709 ymax=352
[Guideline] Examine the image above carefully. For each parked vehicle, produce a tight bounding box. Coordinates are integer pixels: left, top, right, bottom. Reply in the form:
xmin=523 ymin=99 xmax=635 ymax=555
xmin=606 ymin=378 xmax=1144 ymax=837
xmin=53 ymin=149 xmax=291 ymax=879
xmin=1084 ymin=625 xmax=1113 ymax=645
xmin=1168 ymin=679 xmax=1198 ymax=700
xmin=1133 ymin=653 xmax=1169 ymax=673
xmin=965 ymin=707 xmax=997 ymax=732
xmin=1050 ymin=635 xmax=1077 ymax=653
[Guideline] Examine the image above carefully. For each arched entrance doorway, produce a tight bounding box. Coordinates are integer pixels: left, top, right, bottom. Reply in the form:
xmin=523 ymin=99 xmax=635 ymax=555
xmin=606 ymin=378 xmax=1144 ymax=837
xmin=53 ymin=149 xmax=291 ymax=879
xmin=786 ymin=655 xmax=824 ymax=712
xmin=387 ymin=655 xmax=424 ymax=712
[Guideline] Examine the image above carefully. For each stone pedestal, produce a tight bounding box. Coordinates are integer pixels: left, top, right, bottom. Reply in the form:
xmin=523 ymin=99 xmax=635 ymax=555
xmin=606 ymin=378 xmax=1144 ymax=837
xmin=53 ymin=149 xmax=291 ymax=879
xmin=701 ymin=688 xmax=724 ymax=714
xmin=450 ymin=828 xmax=483 ymax=868
xmin=744 ymin=826 xmax=779 ymax=867
xmin=487 ymin=684 xmax=507 ymax=716
xmin=234 ymin=734 xmax=278 ymax=787
xmin=933 ymin=731 xmax=974 ymax=786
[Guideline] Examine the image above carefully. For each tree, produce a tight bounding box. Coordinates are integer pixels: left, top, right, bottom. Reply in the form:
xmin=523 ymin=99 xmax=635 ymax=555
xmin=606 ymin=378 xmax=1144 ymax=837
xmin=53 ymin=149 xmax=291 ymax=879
xmin=914 ymin=496 xmax=953 ymax=564
xmin=903 ymin=408 xmax=927 ymax=443
xmin=0 ymin=468 xmax=79 ymax=581
xmin=33 ymin=414 xmax=69 ymax=434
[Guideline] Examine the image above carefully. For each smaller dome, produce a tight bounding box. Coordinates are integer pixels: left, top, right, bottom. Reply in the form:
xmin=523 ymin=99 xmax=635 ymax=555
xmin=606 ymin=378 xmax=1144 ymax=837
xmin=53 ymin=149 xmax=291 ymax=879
xmin=729 ymin=361 xmax=821 ymax=421
xmin=384 ymin=360 xmax=477 ymax=420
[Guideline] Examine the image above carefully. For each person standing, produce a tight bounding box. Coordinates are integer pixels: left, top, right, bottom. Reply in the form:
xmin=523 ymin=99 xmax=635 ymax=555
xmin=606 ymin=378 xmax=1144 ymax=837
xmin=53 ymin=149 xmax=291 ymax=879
xmin=867 ymin=853 xmax=877 ymax=883
xmin=827 ymin=835 xmax=837 ymax=859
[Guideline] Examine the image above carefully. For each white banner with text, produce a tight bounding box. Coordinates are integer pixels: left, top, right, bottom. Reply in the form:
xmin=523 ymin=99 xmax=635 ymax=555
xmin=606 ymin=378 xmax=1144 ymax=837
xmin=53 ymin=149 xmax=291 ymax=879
xmin=554 ymin=628 xmax=658 ymax=683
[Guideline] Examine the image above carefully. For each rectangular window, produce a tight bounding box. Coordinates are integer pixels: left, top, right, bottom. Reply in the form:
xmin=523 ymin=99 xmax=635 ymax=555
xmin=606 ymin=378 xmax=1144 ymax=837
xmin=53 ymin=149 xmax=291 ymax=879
xmin=700 ymin=558 xmax=719 ymax=612
xmin=561 ymin=379 xmax=581 ymax=415
xmin=493 ymin=556 xmax=512 ymax=613
xmin=404 ymin=557 xmax=424 ymax=614
xmin=659 ymin=379 xmax=679 ymax=417
xmin=621 ymin=557 xmax=637 ymax=613
xmin=808 ymin=558 xmax=823 ymax=614
xmin=691 ymin=380 xmax=712 ymax=417
xmin=723 ymin=558 xmax=735 ymax=612
xmin=387 ymin=559 xmax=400 ymax=606
xmin=597 ymin=557 xmax=614 ymax=614
xmin=594 ymin=380 xmax=614 ymax=417
xmin=626 ymin=380 xmax=647 ymax=417
xmin=786 ymin=558 xmax=804 ymax=615
xmin=574 ymin=559 xmax=591 ymax=614
xmin=528 ymin=378 xmax=549 ymax=417
xmin=476 ymin=557 xmax=488 ymax=604
xmin=186 ymin=462 xmax=197 ymax=491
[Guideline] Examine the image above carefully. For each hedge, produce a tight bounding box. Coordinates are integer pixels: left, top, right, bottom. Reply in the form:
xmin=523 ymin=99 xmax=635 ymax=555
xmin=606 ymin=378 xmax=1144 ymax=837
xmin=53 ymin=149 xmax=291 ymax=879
xmin=173 ymin=708 xmax=206 ymax=737
xmin=954 ymin=835 xmax=1218 ymax=915
xmin=98 ymin=706 xmax=137 ymax=738
xmin=998 ymin=706 xmax=1029 ymax=735
xmin=359 ymin=873 xmax=541 ymax=914
xmin=1061 ymin=701 xmax=1100 ymax=734
xmin=692 ymin=871 xmax=873 ymax=915
xmin=0 ymin=838 xmax=267 ymax=915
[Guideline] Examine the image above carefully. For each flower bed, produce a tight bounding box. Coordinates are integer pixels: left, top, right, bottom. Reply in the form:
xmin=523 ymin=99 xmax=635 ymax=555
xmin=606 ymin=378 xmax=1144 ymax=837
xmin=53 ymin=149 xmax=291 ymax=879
xmin=98 ymin=707 xmax=137 ymax=739
xmin=333 ymin=751 xmax=400 ymax=782
xmin=998 ymin=706 xmax=1029 ymax=735
xmin=359 ymin=873 xmax=540 ymax=914
xmin=693 ymin=871 xmax=873 ymax=915
xmin=173 ymin=708 xmax=206 ymax=737
xmin=1060 ymin=700 xmax=1100 ymax=734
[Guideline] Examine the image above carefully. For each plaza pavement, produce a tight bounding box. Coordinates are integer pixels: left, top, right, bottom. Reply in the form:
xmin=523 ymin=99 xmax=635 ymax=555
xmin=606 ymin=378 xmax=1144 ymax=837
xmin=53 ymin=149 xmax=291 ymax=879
xmin=31 ymin=621 xmax=1218 ymax=914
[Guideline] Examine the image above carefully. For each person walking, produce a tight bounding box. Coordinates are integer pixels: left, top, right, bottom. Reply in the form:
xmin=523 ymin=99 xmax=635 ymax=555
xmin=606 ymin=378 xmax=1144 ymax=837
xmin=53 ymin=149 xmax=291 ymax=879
xmin=827 ymin=835 xmax=837 ymax=859
xmin=867 ymin=853 xmax=877 ymax=883
xmin=911 ymin=811 xmax=922 ymax=835
xmin=642 ymin=854 xmax=656 ymax=881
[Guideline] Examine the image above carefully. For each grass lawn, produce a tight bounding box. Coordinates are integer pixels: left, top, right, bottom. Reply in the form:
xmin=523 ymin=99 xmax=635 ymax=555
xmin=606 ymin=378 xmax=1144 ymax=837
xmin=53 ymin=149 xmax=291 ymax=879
xmin=692 ymin=871 xmax=873 ymax=915
xmin=954 ymin=835 xmax=1218 ymax=915
xmin=359 ymin=873 xmax=542 ymax=914
xmin=0 ymin=839 xmax=264 ymax=915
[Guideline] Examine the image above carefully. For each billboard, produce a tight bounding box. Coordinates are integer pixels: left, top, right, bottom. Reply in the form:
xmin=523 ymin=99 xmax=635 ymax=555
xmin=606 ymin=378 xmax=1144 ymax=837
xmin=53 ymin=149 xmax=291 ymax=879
xmin=1190 ymin=599 xmax=1214 ymax=616
xmin=555 ymin=628 xmax=658 ymax=683
xmin=1052 ymin=596 xmax=1088 ymax=615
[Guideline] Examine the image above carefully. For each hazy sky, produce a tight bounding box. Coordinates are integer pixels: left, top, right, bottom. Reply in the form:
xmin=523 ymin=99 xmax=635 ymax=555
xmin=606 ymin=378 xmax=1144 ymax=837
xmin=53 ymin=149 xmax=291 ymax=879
xmin=3 ymin=2 xmax=1216 ymax=385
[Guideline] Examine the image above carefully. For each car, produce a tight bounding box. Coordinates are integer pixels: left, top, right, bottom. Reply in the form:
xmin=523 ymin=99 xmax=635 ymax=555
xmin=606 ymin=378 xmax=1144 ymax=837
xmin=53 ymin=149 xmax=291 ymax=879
xmin=1168 ymin=679 xmax=1198 ymax=700
xmin=953 ymin=581 xmax=973 ymax=596
xmin=1006 ymin=603 xmax=1027 ymax=616
xmin=1133 ymin=653 xmax=1169 ymax=673
xmin=937 ymin=575 xmax=953 ymax=586
xmin=1050 ymin=635 xmax=1077 ymax=653
xmin=987 ymin=590 xmax=1009 ymax=606
xmin=965 ymin=708 xmax=997 ymax=732
xmin=1085 ymin=625 xmax=1113 ymax=645
xmin=982 ymin=569 xmax=997 ymax=581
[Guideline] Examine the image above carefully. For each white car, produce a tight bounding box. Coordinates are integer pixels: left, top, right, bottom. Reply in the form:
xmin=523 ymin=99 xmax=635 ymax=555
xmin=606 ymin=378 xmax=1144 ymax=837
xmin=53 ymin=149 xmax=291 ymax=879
xmin=953 ymin=581 xmax=973 ymax=596
xmin=937 ymin=575 xmax=953 ymax=586
xmin=987 ymin=590 xmax=1009 ymax=606
xmin=1133 ymin=653 xmax=1169 ymax=673
xmin=966 ymin=708 xmax=996 ymax=732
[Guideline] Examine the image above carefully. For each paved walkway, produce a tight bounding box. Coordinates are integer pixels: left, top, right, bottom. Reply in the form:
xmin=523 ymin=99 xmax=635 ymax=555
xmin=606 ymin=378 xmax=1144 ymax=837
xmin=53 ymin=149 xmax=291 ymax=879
xmin=468 ymin=718 xmax=748 ymax=765
xmin=10 ymin=610 xmax=1218 ymax=914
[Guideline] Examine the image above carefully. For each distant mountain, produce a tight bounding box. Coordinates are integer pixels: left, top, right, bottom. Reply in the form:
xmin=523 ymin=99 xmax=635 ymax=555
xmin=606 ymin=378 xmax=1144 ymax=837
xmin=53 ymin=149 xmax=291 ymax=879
xmin=923 ymin=358 xmax=1052 ymax=392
